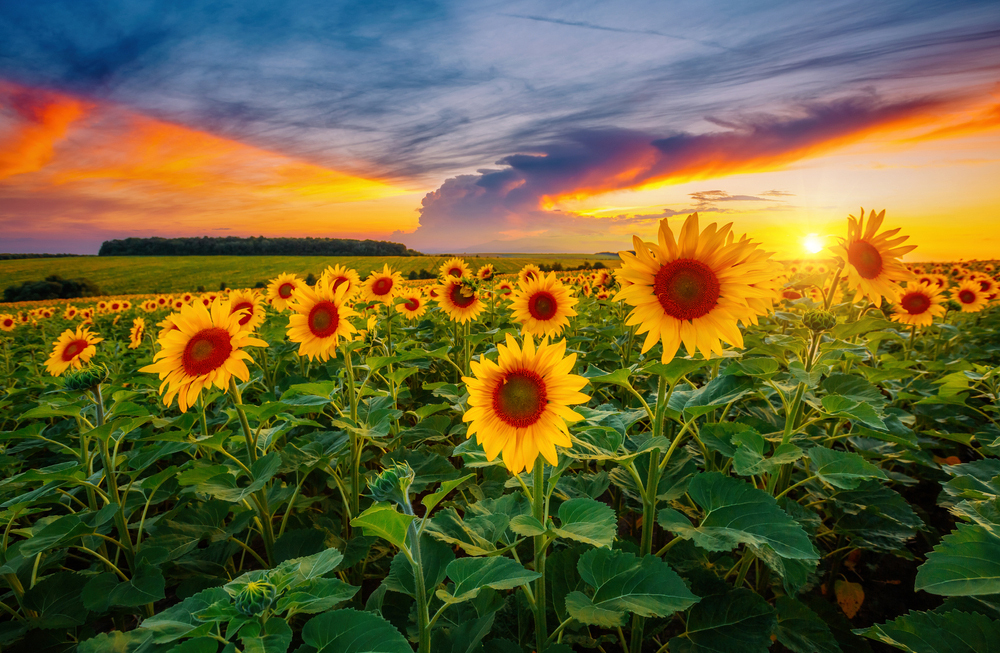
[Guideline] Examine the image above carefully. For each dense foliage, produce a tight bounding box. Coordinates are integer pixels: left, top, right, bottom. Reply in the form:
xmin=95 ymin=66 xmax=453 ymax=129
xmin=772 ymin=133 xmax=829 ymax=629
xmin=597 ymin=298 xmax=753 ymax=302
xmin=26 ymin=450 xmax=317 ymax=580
xmin=0 ymin=254 xmax=82 ymax=261
xmin=3 ymin=275 xmax=103 ymax=302
xmin=98 ymin=236 xmax=419 ymax=257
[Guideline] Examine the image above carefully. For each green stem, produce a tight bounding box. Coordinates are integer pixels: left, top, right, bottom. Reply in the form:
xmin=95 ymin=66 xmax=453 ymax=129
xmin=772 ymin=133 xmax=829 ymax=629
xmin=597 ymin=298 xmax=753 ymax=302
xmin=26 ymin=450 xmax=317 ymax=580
xmin=533 ymin=457 xmax=549 ymax=652
xmin=94 ymin=385 xmax=135 ymax=570
xmin=400 ymin=498 xmax=430 ymax=653
xmin=343 ymin=348 xmax=361 ymax=536
xmin=228 ymin=377 xmax=274 ymax=566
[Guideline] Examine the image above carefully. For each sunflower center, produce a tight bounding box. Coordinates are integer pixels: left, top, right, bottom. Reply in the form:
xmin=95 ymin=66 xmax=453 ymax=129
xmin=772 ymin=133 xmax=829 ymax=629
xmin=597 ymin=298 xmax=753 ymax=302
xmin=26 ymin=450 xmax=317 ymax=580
xmin=332 ymin=276 xmax=349 ymax=291
xmin=372 ymin=277 xmax=393 ymax=296
xmin=308 ymin=301 xmax=340 ymax=338
xmin=900 ymin=292 xmax=931 ymax=315
xmin=450 ymin=283 xmax=476 ymax=308
xmin=2 ymin=319 xmax=12 ymax=327
xmin=528 ymin=291 xmax=558 ymax=320
xmin=278 ymin=283 xmax=295 ymax=298
xmin=959 ymin=289 xmax=976 ymax=304
xmin=652 ymin=259 xmax=721 ymax=321
xmin=447 ymin=267 xmax=463 ymax=277
xmin=493 ymin=370 xmax=548 ymax=428
xmin=404 ymin=298 xmax=420 ymax=311
xmin=182 ymin=328 xmax=233 ymax=376
xmin=847 ymin=241 xmax=883 ymax=279
xmin=61 ymin=339 xmax=88 ymax=361
xmin=232 ymin=301 xmax=254 ymax=326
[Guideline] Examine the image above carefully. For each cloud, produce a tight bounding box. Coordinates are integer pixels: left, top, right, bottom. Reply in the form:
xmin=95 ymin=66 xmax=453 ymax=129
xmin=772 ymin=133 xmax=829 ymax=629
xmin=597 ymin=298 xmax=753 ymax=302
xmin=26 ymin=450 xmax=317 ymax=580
xmin=0 ymin=83 xmax=88 ymax=180
xmin=761 ymin=189 xmax=795 ymax=197
xmin=689 ymin=190 xmax=772 ymax=204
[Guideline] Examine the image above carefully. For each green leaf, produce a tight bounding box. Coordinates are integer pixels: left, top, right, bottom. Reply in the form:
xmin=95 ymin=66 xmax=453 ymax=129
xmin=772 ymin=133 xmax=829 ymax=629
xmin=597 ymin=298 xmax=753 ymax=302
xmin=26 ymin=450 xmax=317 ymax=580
xmin=439 ymin=556 xmax=540 ymax=603
xmin=350 ymin=503 xmax=415 ymax=550
xmin=830 ymin=316 xmax=896 ymax=339
xmin=566 ymin=549 xmax=699 ymax=627
xmin=509 ymin=514 xmax=546 ymax=537
xmin=108 ymin=564 xmax=166 ymax=607
xmin=724 ymin=358 xmax=780 ymax=378
xmin=23 ymin=571 xmax=89 ymax=629
xmin=834 ymin=482 xmax=924 ymax=551
xmin=19 ymin=504 xmax=117 ymax=557
xmin=915 ymin=524 xmax=1000 ymax=596
xmin=301 ymin=609 xmax=413 ymax=652
xmin=586 ymin=367 xmax=634 ymax=388
xmin=421 ymin=473 xmax=475 ymax=514
xmin=822 ymin=395 xmax=886 ymax=430
xmin=670 ymin=588 xmax=777 ymax=653
xmin=276 ymin=578 xmax=359 ymax=615
xmin=269 ymin=547 xmax=345 ymax=593
xmin=139 ymin=587 xmax=228 ymax=643
xmin=685 ymin=376 xmax=754 ymax=412
xmin=384 ymin=535 xmax=453 ymax=598
xmin=808 ymin=447 xmax=888 ymax=489
xmin=240 ymin=618 xmax=292 ymax=653
xmin=775 ymin=596 xmax=842 ymax=653
xmin=822 ymin=374 xmax=887 ymax=408
xmin=658 ymin=472 xmax=818 ymax=560
xmin=855 ymin=610 xmax=1000 ymax=653
xmin=644 ymin=358 xmax=712 ymax=385
xmin=551 ymin=497 xmax=617 ymax=548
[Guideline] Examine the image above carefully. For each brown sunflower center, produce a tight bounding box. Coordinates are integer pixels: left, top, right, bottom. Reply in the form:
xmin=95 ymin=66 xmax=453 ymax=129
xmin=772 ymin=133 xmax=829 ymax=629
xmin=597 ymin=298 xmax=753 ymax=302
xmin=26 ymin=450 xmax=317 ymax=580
xmin=782 ymin=290 xmax=802 ymax=300
xmin=182 ymin=328 xmax=233 ymax=376
xmin=493 ymin=370 xmax=548 ymax=428
xmin=372 ymin=277 xmax=393 ymax=296
xmin=404 ymin=298 xmax=420 ymax=311
xmin=2 ymin=319 xmax=12 ymax=327
xmin=979 ymin=279 xmax=992 ymax=292
xmin=958 ymin=289 xmax=977 ymax=304
xmin=528 ymin=291 xmax=558 ymax=320
xmin=450 ymin=283 xmax=476 ymax=308
xmin=61 ymin=339 xmax=88 ymax=361
xmin=652 ymin=259 xmax=721 ymax=321
xmin=308 ymin=301 xmax=340 ymax=338
xmin=847 ymin=241 xmax=883 ymax=279
xmin=232 ymin=301 xmax=254 ymax=326
xmin=900 ymin=291 xmax=931 ymax=315
xmin=332 ymin=276 xmax=349 ymax=291
xmin=278 ymin=282 xmax=295 ymax=298
xmin=447 ymin=267 xmax=463 ymax=277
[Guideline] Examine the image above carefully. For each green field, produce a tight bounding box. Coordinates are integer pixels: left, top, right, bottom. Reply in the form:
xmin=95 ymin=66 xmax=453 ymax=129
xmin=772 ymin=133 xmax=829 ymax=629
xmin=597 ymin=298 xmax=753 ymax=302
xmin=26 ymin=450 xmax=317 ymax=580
xmin=0 ymin=254 xmax=618 ymax=296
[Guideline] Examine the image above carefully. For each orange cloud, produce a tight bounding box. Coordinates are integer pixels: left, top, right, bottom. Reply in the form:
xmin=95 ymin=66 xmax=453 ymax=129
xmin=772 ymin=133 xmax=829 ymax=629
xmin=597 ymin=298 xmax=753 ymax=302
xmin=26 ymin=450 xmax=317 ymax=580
xmin=0 ymin=84 xmax=88 ymax=180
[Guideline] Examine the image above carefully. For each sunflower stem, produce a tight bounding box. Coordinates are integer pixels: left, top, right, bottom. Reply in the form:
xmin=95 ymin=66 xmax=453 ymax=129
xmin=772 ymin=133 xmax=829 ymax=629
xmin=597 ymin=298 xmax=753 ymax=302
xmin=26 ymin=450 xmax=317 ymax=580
xmin=343 ymin=348 xmax=361 ymax=537
xmin=228 ymin=377 xmax=274 ymax=566
xmin=824 ymin=263 xmax=845 ymax=310
xmin=532 ymin=457 xmax=549 ymax=652
xmin=93 ymin=384 xmax=136 ymax=570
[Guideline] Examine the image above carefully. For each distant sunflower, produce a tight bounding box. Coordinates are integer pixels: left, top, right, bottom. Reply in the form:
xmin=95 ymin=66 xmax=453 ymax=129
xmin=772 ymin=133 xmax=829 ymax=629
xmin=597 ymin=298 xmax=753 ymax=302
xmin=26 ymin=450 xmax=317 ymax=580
xmin=129 ymin=317 xmax=146 ymax=349
xmin=109 ymin=300 xmax=123 ymax=312
xmin=0 ymin=314 xmax=15 ymax=332
xmin=17 ymin=312 xmax=31 ymax=325
xmin=953 ymin=279 xmax=987 ymax=313
xmin=266 ymin=273 xmax=304 ymax=311
xmin=172 ymin=299 xmax=186 ymax=310
xmin=463 ymin=334 xmax=589 ymax=473
xmin=321 ymin=264 xmax=362 ymax=299
xmin=831 ymin=208 xmax=915 ymax=307
xmin=141 ymin=300 xmax=158 ymax=313
xmin=227 ymin=289 xmax=266 ymax=331
xmin=510 ymin=272 xmax=578 ymax=337
xmin=616 ymin=212 xmax=777 ymax=362
xmin=156 ymin=295 xmax=171 ymax=308
xmin=181 ymin=292 xmax=195 ymax=304
xmin=80 ymin=308 xmax=94 ymax=322
xmin=974 ymin=274 xmax=997 ymax=298
xmin=396 ymin=290 xmax=428 ymax=320
xmin=157 ymin=314 xmax=180 ymax=339
xmin=477 ymin=264 xmax=496 ymax=281
xmin=141 ymin=298 xmax=267 ymax=412
xmin=286 ymin=278 xmax=358 ymax=361
xmin=440 ymin=257 xmax=471 ymax=279
xmin=46 ymin=326 xmax=103 ymax=376
xmin=518 ymin=264 xmax=542 ymax=286
xmin=497 ymin=281 xmax=514 ymax=297
xmin=63 ymin=305 xmax=79 ymax=320
xmin=436 ymin=278 xmax=483 ymax=323
xmin=362 ymin=264 xmax=404 ymax=305
xmin=97 ymin=301 xmax=109 ymax=312
xmin=892 ymin=282 xmax=945 ymax=327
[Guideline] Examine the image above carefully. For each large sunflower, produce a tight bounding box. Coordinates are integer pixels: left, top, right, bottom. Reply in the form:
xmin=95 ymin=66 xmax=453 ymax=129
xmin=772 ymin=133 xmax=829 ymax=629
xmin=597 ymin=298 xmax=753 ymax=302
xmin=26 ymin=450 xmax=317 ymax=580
xmin=615 ymin=212 xmax=776 ymax=362
xmin=321 ymin=264 xmax=362 ymax=300
xmin=46 ymin=326 xmax=103 ymax=376
xmin=891 ymin=282 xmax=945 ymax=326
xmin=953 ymin=279 xmax=987 ymax=313
xmin=141 ymin=298 xmax=267 ymax=412
xmin=396 ymin=290 xmax=428 ymax=320
xmin=286 ymin=277 xmax=358 ymax=361
xmin=128 ymin=317 xmax=146 ymax=349
xmin=510 ymin=272 xmax=578 ymax=337
xmin=463 ymin=334 xmax=589 ymax=473
xmin=266 ymin=273 xmax=304 ymax=311
xmin=440 ymin=257 xmax=471 ymax=279
xmin=362 ymin=264 xmax=404 ymax=305
xmin=436 ymin=277 xmax=484 ymax=323
xmin=227 ymin=289 xmax=266 ymax=331
xmin=830 ymin=208 xmax=915 ymax=307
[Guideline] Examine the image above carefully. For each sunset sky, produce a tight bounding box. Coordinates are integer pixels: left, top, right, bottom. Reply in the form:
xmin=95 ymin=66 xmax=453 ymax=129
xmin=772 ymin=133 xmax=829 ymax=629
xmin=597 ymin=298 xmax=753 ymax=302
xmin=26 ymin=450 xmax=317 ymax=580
xmin=1 ymin=1 xmax=998 ymax=259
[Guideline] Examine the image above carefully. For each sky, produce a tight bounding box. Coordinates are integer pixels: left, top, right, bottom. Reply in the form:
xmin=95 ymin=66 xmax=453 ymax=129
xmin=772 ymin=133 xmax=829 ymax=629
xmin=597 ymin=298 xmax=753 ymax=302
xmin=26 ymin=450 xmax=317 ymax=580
xmin=0 ymin=0 xmax=998 ymax=259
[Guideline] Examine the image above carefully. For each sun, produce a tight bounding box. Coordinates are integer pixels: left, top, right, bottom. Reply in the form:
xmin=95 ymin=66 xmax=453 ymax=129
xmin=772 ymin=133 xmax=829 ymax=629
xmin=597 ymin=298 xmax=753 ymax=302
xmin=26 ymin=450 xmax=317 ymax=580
xmin=804 ymin=233 xmax=825 ymax=254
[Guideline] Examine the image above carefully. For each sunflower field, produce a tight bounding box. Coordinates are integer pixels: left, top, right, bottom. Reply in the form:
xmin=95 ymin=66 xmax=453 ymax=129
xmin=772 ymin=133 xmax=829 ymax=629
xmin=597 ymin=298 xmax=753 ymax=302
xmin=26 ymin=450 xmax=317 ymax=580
xmin=1 ymin=210 xmax=1000 ymax=653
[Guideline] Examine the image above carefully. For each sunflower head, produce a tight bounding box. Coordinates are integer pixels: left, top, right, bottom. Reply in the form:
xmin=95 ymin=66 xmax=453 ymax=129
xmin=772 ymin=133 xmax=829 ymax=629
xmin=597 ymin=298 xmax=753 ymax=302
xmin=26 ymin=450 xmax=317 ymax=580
xmin=46 ymin=326 xmax=104 ymax=377
xmin=227 ymin=289 xmax=266 ymax=331
xmin=362 ymin=264 xmax=404 ymax=304
xmin=63 ymin=363 xmax=111 ymax=392
xmin=953 ymin=279 xmax=987 ymax=313
xmin=477 ymin=264 xmax=496 ymax=281
xmin=128 ymin=317 xmax=146 ymax=349
xmin=802 ymin=310 xmax=837 ymax=333
xmin=439 ymin=257 xmax=471 ymax=279
xmin=395 ymin=291 xmax=428 ymax=320
xmin=435 ymin=277 xmax=483 ymax=324
xmin=321 ymin=264 xmax=362 ymax=300
xmin=367 ymin=461 xmax=415 ymax=508
xmin=518 ymin=264 xmax=543 ymax=286
xmin=0 ymin=314 xmax=15 ymax=332
xmin=286 ymin=277 xmax=358 ymax=361
xmin=509 ymin=272 xmax=578 ymax=337
xmin=891 ymin=281 xmax=945 ymax=326
xmin=830 ymin=208 xmax=916 ymax=307
xmin=266 ymin=273 xmax=304 ymax=311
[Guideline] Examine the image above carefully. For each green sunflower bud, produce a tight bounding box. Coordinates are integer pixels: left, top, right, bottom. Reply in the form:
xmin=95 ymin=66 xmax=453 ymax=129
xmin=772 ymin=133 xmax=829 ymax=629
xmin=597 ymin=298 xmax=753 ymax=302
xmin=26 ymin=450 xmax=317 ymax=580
xmin=945 ymin=300 xmax=962 ymax=313
xmin=234 ymin=580 xmax=277 ymax=616
xmin=63 ymin=364 xmax=110 ymax=392
xmin=802 ymin=309 xmax=837 ymax=333
xmin=368 ymin=461 xmax=415 ymax=509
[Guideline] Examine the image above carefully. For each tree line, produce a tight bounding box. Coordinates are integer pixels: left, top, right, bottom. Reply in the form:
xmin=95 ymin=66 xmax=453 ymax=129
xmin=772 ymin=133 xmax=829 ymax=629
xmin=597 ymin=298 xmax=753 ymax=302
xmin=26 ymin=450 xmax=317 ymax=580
xmin=98 ymin=236 xmax=420 ymax=257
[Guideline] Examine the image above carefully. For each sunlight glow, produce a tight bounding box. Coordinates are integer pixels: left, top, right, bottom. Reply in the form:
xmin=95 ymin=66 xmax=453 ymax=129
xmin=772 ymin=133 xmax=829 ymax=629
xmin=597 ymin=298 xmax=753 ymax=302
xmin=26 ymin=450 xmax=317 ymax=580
xmin=804 ymin=233 xmax=825 ymax=254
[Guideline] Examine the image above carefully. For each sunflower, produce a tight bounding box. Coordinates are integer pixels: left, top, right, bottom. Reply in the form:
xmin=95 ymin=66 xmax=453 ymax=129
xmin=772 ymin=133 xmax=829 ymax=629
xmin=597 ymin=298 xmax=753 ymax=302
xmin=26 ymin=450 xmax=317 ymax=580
xmin=156 ymin=295 xmax=171 ymax=308
xmin=97 ymin=301 xmax=109 ymax=312
xmin=463 ymin=334 xmax=589 ymax=473
xmin=362 ymin=264 xmax=404 ymax=305
xmin=953 ymin=279 xmax=987 ymax=313
xmin=321 ymin=264 xmax=362 ymax=300
xmin=973 ymin=274 xmax=997 ymax=298
xmin=80 ymin=308 xmax=94 ymax=322
xmin=891 ymin=282 xmax=945 ymax=326
xmin=266 ymin=273 xmax=304 ymax=311
xmin=497 ymin=281 xmax=514 ymax=297
xmin=440 ymin=257 xmax=471 ymax=279
xmin=436 ymin=277 xmax=484 ymax=323
xmin=129 ymin=317 xmax=146 ymax=349
xmin=227 ymin=289 xmax=266 ymax=331
xmin=181 ymin=292 xmax=195 ymax=304
xmin=616 ymin=212 xmax=777 ymax=362
xmin=782 ymin=289 xmax=803 ymax=301
xmin=63 ymin=305 xmax=79 ymax=320
xmin=45 ymin=326 xmax=103 ymax=376
xmin=0 ymin=314 xmax=15 ymax=332
xmin=831 ymin=208 xmax=915 ymax=307
xmin=172 ymin=299 xmax=186 ymax=310
xmin=157 ymin=314 xmax=180 ymax=339
xmin=518 ymin=264 xmax=542 ymax=286
xmin=109 ymin=300 xmax=123 ymax=312
xmin=477 ymin=264 xmax=496 ymax=281
xmin=396 ymin=290 xmax=428 ymax=320
xmin=286 ymin=277 xmax=358 ymax=361
xmin=510 ymin=272 xmax=579 ymax=337
xmin=141 ymin=298 xmax=267 ymax=412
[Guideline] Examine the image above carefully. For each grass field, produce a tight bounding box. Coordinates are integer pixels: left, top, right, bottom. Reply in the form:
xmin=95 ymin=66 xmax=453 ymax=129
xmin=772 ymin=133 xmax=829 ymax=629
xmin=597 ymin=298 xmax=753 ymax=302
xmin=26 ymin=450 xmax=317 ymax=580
xmin=0 ymin=254 xmax=618 ymax=296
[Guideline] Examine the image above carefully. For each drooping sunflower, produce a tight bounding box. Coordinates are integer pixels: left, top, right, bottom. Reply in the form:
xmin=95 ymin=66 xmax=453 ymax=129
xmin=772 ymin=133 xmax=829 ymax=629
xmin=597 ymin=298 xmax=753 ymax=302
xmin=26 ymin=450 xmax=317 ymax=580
xmin=0 ymin=314 xmax=15 ymax=332
xmin=286 ymin=277 xmax=358 ymax=361
xmin=440 ymin=257 xmax=471 ymax=279
xmin=129 ymin=317 xmax=146 ymax=349
xmin=518 ymin=264 xmax=542 ymax=286
xmin=509 ymin=272 xmax=578 ymax=337
xmin=396 ymin=290 xmax=428 ymax=320
xmin=321 ymin=264 xmax=362 ymax=300
xmin=227 ymin=289 xmax=266 ymax=331
xmin=477 ymin=264 xmax=496 ymax=281
xmin=616 ymin=212 xmax=777 ymax=362
xmin=362 ymin=264 xmax=404 ymax=305
xmin=891 ymin=282 xmax=945 ymax=326
xmin=436 ymin=277 xmax=484 ymax=323
xmin=953 ymin=279 xmax=987 ymax=313
xmin=463 ymin=334 xmax=589 ymax=473
xmin=141 ymin=298 xmax=267 ymax=412
xmin=266 ymin=273 xmax=304 ymax=311
xmin=830 ymin=208 xmax=915 ymax=307
xmin=45 ymin=326 xmax=103 ymax=376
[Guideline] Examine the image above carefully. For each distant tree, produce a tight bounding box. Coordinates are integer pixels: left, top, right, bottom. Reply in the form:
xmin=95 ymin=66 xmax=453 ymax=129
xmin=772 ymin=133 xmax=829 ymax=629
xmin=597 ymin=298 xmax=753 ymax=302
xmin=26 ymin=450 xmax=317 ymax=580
xmin=219 ymin=281 xmax=228 ymax=290
xmin=3 ymin=275 xmax=102 ymax=302
xmin=305 ymin=273 xmax=317 ymax=286
xmin=97 ymin=236 xmax=420 ymax=257
xmin=197 ymin=285 xmax=206 ymax=292
xmin=407 ymin=270 xmax=419 ymax=280
xmin=418 ymin=269 xmax=436 ymax=280
xmin=592 ymin=261 xmax=606 ymax=269
xmin=254 ymin=281 xmax=266 ymax=289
